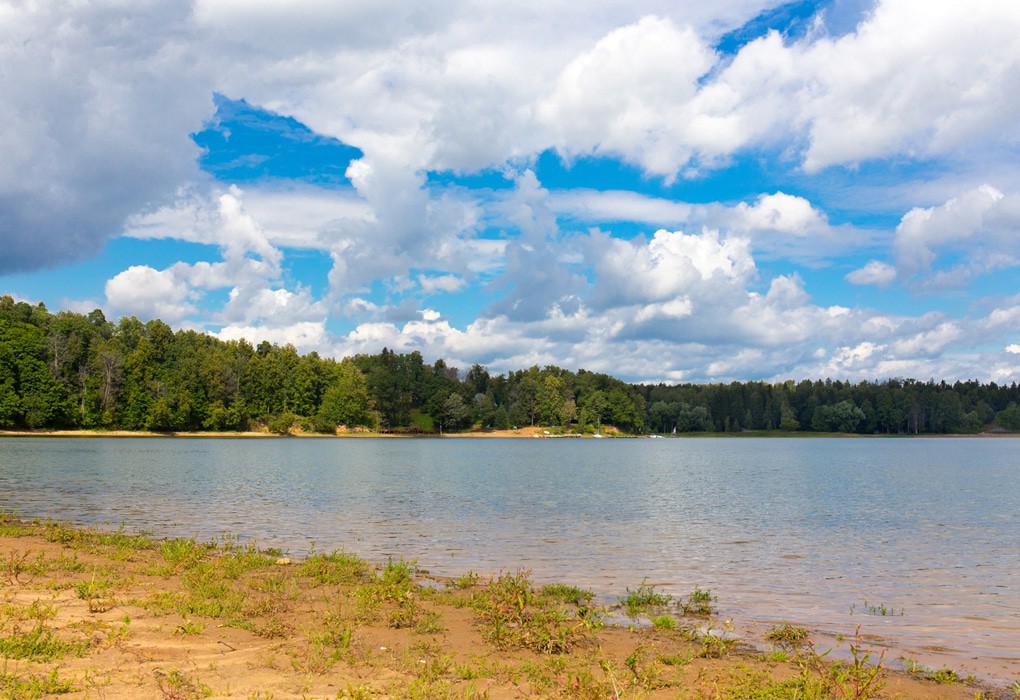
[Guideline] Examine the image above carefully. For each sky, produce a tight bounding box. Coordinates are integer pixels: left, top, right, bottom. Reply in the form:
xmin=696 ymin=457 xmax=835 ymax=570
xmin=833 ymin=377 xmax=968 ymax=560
xmin=2 ymin=0 xmax=1019 ymax=384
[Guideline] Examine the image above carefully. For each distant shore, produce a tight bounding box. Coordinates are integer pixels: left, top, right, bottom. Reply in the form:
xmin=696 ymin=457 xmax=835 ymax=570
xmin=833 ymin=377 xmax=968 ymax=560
xmin=0 ymin=426 xmax=618 ymax=439
xmin=2 ymin=427 xmax=1015 ymax=439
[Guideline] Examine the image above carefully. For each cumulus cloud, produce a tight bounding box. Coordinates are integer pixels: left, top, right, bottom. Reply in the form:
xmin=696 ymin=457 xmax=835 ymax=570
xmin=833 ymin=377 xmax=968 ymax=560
xmin=732 ymin=192 xmax=827 ymax=235
xmin=538 ymin=16 xmax=720 ymax=179
xmin=796 ymin=2 xmax=1020 ymax=171
xmin=105 ymin=265 xmax=198 ymax=323
xmin=846 ymin=260 xmax=896 ymax=287
xmin=216 ymin=321 xmax=329 ymax=353
xmin=0 ymin=0 xmax=211 ymax=273
xmin=586 ymin=227 xmax=755 ymax=310
xmin=8 ymin=0 xmax=1020 ymax=388
xmin=7 ymin=0 xmax=1020 ymax=277
xmin=887 ymin=184 xmax=1020 ymax=289
xmin=419 ymin=274 xmax=466 ymax=295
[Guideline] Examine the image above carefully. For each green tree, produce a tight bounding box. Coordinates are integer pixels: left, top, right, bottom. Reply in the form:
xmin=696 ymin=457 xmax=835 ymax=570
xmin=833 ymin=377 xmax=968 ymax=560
xmin=439 ymin=393 xmax=469 ymax=431
xmin=578 ymin=390 xmax=607 ymax=430
xmin=535 ymin=375 xmax=567 ymax=426
xmin=314 ymin=359 xmax=374 ymax=431
xmin=810 ymin=400 xmax=865 ymax=433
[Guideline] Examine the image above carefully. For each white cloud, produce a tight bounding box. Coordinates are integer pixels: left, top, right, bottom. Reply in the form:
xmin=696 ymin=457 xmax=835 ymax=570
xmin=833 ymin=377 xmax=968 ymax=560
xmin=894 ymin=185 xmax=1004 ymax=274
xmin=887 ymin=184 xmax=1020 ymax=289
xmin=0 ymin=0 xmax=211 ymax=273
xmin=538 ymin=16 xmax=719 ymax=179
xmin=222 ymin=287 xmax=325 ymax=327
xmin=10 ymin=0 xmax=1020 ymax=389
xmin=586 ymin=227 xmax=755 ymax=310
xmin=7 ymin=0 xmax=1020 ymax=282
xmin=550 ymin=190 xmax=693 ymax=226
xmin=1005 ymin=344 xmax=1020 ymax=355
xmin=733 ymin=192 xmax=827 ymax=235
xmin=216 ymin=321 xmax=329 ymax=353
xmin=419 ymin=274 xmax=466 ymax=295
xmin=105 ymin=265 xmax=198 ymax=323
xmin=797 ymin=2 xmax=1020 ymax=172
xmin=846 ymin=260 xmax=896 ymax=287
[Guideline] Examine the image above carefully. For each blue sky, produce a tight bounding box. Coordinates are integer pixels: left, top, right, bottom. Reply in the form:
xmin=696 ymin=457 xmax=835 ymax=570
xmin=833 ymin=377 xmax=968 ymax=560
xmin=2 ymin=0 xmax=1019 ymax=383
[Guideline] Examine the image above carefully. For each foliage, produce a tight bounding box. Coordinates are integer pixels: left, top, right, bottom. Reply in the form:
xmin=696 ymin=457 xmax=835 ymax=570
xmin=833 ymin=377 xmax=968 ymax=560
xmin=801 ymin=627 xmax=886 ymax=700
xmin=2 ymin=296 xmax=1019 ymax=435
xmin=474 ymin=569 xmax=603 ymax=654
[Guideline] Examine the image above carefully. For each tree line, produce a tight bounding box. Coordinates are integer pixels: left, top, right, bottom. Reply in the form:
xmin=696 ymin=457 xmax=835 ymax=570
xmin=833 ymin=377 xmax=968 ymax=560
xmin=2 ymin=296 xmax=1019 ymax=435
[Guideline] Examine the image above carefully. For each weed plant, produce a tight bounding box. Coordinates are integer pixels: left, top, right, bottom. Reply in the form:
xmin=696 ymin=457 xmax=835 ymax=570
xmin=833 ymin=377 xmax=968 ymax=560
xmin=851 ymin=600 xmax=902 ymax=616
xmin=0 ymin=664 xmax=75 ymax=699
xmin=679 ymin=586 xmax=715 ymax=616
xmin=541 ymin=583 xmax=595 ymax=606
xmin=766 ymin=622 xmax=810 ymax=651
xmin=651 ymin=614 xmax=677 ymax=630
xmin=620 ymin=579 xmax=672 ymax=617
xmin=801 ymin=626 xmax=886 ymax=699
xmin=299 ymin=548 xmax=370 ymax=586
xmin=475 ymin=569 xmax=604 ymax=654
xmin=153 ymin=668 xmax=210 ymax=699
xmin=0 ymin=623 xmax=91 ymax=662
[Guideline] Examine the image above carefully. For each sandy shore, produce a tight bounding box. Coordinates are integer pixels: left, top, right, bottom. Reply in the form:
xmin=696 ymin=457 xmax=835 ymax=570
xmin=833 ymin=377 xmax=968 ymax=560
xmin=3 ymin=427 xmax=1014 ymax=439
xmin=0 ymin=426 xmax=628 ymax=439
xmin=0 ymin=518 xmax=1006 ymax=699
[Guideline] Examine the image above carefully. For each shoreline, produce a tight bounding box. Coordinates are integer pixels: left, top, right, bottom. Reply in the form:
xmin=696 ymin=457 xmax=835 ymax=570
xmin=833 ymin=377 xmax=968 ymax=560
xmin=0 ymin=518 xmax=1012 ymax=698
xmin=2 ymin=427 xmax=1016 ymax=439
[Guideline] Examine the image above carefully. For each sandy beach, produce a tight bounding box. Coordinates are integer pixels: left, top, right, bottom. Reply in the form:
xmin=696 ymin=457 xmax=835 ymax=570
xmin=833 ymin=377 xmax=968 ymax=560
xmin=0 ymin=517 xmax=1007 ymax=699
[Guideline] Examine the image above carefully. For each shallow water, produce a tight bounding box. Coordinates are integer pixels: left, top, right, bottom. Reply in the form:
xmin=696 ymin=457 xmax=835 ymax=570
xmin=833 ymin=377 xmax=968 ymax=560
xmin=1 ymin=436 xmax=1017 ymax=683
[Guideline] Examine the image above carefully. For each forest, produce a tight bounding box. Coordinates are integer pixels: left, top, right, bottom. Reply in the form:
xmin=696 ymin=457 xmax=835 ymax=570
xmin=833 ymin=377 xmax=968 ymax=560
xmin=2 ymin=295 xmax=1020 ymax=435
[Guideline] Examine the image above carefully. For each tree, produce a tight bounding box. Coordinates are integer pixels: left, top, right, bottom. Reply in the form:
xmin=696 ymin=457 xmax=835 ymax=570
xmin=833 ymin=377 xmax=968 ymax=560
xmin=810 ymin=400 xmax=865 ymax=433
xmin=578 ymin=390 xmax=607 ymax=430
xmin=472 ymin=392 xmax=496 ymax=427
xmin=440 ymin=393 xmax=469 ymax=431
xmin=314 ymin=359 xmax=374 ymax=431
xmin=535 ymin=375 xmax=567 ymax=426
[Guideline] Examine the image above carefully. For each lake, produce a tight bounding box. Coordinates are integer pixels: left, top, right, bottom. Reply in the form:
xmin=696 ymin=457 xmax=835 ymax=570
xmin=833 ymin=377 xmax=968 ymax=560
xmin=1 ymin=436 xmax=1017 ymax=683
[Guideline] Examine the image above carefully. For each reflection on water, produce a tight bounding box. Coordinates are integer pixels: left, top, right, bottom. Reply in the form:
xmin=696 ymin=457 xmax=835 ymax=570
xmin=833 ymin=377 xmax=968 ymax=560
xmin=1 ymin=436 xmax=1017 ymax=682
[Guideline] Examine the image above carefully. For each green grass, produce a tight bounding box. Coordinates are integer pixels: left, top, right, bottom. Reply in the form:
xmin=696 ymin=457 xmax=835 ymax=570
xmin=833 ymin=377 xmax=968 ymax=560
xmin=159 ymin=537 xmax=208 ymax=569
xmin=475 ymin=569 xmax=603 ymax=654
xmin=74 ymin=573 xmax=113 ymax=601
xmin=41 ymin=521 xmax=155 ymax=556
xmin=619 ymin=579 xmax=672 ymax=617
xmin=174 ymin=620 xmax=204 ymax=636
xmin=766 ymin=622 xmax=810 ymax=650
xmin=0 ymin=624 xmax=91 ymax=662
xmin=450 ymin=571 xmax=480 ymax=589
xmin=299 ymin=548 xmax=371 ymax=586
xmin=650 ymin=614 xmax=677 ymax=630
xmin=541 ymin=583 xmax=595 ymax=606
xmin=800 ymin=627 xmax=886 ymax=700
xmin=678 ymin=586 xmax=715 ymax=616
xmin=0 ymin=665 xmax=75 ymax=699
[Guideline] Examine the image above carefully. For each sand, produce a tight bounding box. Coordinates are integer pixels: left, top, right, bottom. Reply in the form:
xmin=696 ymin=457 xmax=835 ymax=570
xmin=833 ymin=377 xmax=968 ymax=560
xmin=0 ymin=518 xmax=1006 ymax=699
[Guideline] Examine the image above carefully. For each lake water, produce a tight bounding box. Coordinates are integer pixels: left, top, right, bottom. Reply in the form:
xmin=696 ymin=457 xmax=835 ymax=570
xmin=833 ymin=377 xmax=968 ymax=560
xmin=1 ymin=436 xmax=1017 ymax=683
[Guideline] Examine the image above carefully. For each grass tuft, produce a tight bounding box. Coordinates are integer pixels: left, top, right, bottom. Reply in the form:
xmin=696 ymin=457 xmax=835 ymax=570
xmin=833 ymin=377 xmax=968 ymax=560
xmin=619 ymin=579 xmax=672 ymax=617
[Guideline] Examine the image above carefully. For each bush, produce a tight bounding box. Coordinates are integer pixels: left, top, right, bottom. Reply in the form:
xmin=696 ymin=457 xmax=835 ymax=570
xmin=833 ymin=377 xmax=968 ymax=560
xmin=267 ymin=412 xmax=298 ymax=435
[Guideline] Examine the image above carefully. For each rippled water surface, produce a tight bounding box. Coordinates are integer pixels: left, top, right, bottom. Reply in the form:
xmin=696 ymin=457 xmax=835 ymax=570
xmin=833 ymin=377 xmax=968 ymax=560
xmin=1 ymin=436 xmax=1017 ymax=681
